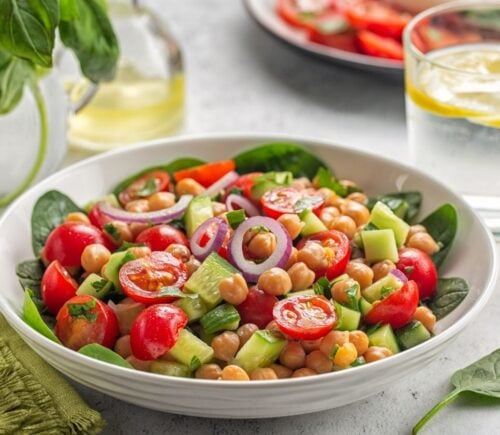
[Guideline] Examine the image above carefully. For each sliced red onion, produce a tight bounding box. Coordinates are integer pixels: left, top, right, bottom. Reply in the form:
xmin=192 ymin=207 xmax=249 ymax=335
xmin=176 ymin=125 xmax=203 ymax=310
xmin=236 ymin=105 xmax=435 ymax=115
xmin=204 ymin=171 xmax=239 ymax=197
xmin=225 ymin=193 xmax=259 ymax=217
xmin=190 ymin=217 xmax=228 ymax=261
xmin=96 ymin=194 xmax=193 ymax=224
xmin=391 ymin=268 xmax=408 ymax=283
xmin=228 ymin=216 xmax=292 ymax=282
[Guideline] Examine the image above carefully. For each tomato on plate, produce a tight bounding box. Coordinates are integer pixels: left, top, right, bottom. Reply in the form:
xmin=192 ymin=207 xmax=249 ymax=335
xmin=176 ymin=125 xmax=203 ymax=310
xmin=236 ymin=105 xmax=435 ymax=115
xmin=226 ymin=172 xmax=263 ymax=200
xmin=43 ymin=222 xmax=109 ymax=268
xmin=276 ymin=0 xmax=341 ymax=34
xmin=118 ymin=170 xmax=170 ymax=206
xmin=297 ymin=230 xmax=351 ymax=280
xmin=309 ymin=29 xmax=358 ymax=52
xmin=356 ymin=30 xmax=404 ymax=60
xmin=261 ymin=187 xmax=324 ymax=219
xmin=396 ymin=247 xmax=438 ymax=300
xmin=119 ymin=252 xmax=188 ymax=304
xmin=130 ymin=304 xmax=188 ymax=360
xmin=364 ymin=280 xmax=419 ymax=329
xmin=135 ymin=224 xmax=189 ymax=251
xmin=236 ymin=287 xmax=278 ymax=329
xmin=55 ymin=295 xmax=118 ymax=350
xmin=41 ymin=260 xmax=78 ymax=315
xmin=173 ymin=160 xmax=235 ymax=188
xmin=273 ymin=295 xmax=336 ymax=340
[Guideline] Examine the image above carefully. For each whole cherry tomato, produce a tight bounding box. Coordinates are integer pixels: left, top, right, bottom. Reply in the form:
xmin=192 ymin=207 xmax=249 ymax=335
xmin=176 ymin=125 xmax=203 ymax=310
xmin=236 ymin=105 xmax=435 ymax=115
xmin=41 ymin=260 xmax=78 ymax=315
xmin=135 ymin=224 xmax=189 ymax=252
xmin=396 ymin=247 xmax=438 ymax=300
xmin=236 ymin=287 xmax=278 ymax=329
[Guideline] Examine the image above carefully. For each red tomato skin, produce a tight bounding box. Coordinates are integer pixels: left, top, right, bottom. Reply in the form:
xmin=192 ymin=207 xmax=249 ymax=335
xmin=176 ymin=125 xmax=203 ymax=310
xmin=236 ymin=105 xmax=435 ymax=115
xmin=135 ymin=225 xmax=189 ymax=251
xmin=56 ymin=295 xmax=118 ymax=350
xmin=396 ymin=248 xmax=438 ymax=300
xmin=44 ymin=222 xmax=109 ymax=268
xmin=226 ymin=172 xmax=263 ymax=201
xmin=41 ymin=260 xmax=78 ymax=315
xmin=261 ymin=187 xmax=324 ymax=219
xmin=174 ymin=160 xmax=235 ymax=188
xmin=88 ymin=204 xmax=113 ymax=229
xmin=130 ymin=304 xmax=188 ymax=360
xmin=118 ymin=170 xmax=170 ymax=205
xmin=356 ymin=30 xmax=404 ymax=60
xmin=236 ymin=287 xmax=279 ymax=329
xmin=364 ymin=280 xmax=419 ymax=329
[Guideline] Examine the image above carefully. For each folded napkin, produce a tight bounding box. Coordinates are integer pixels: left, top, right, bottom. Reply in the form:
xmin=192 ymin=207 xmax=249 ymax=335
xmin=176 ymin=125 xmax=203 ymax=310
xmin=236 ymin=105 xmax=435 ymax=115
xmin=0 ymin=314 xmax=105 ymax=434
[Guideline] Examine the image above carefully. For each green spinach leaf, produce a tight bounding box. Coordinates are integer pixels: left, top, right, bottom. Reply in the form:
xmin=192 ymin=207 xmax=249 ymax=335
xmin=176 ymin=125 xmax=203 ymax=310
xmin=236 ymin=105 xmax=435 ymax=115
xmin=428 ymin=277 xmax=469 ymax=320
xmin=79 ymin=343 xmax=133 ymax=369
xmin=16 ymin=258 xmax=45 ymax=308
xmin=367 ymin=191 xmax=422 ymax=221
xmin=23 ymin=289 xmax=60 ymax=343
xmin=315 ymin=167 xmax=347 ymax=197
xmin=31 ymin=190 xmax=81 ymax=256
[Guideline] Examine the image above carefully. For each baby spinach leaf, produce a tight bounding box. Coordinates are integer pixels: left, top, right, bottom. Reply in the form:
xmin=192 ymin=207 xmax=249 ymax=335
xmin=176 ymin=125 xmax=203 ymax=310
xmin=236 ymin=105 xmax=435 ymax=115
xmin=31 ymin=190 xmax=81 ymax=256
xmin=420 ymin=203 xmax=458 ymax=269
xmin=16 ymin=258 xmax=45 ymax=308
xmin=367 ymin=191 xmax=422 ymax=221
xmin=428 ymin=277 xmax=469 ymax=320
xmin=233 ymin=142 xmax=329 ymax=179
xmin=315 ymin=167 xmax=347 ymax=197
xmin=23 ymin=289 xmax=60 ymax=344
xmin=79 ymin=343 xmax=133 ymax=369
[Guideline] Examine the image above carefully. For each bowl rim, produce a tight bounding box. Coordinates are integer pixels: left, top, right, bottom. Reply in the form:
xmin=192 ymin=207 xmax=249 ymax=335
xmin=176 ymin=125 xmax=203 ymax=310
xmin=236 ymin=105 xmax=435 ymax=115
xmin=0 ymin=132 xmax=497 ymax=388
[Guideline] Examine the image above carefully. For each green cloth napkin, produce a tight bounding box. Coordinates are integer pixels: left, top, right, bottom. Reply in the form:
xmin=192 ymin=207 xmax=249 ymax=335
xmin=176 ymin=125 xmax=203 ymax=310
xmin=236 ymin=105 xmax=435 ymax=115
xmin=0 ymin=314 xmax=105 ymax=434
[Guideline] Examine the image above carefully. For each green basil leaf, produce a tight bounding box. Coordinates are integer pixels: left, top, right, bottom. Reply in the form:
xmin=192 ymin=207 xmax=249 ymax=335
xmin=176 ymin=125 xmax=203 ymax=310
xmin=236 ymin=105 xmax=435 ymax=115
xmin=60 ymin=0 xmax=78 ymax=21
xmin=345 ymin=284 xmax=360 ymax=312
xmin=367 ymin=191 xmax=422 ymax=222
xmin=16 ymin=258 xmax=45 ymax=309
xmin=22 ymin=289 xmax=60 ymax=343
xmin=313 ymin=277 xmax=332 ymax=299
xmin=136 ymin=178 xmax=158 ymax=198
xmin=67 ymin=299 xmax=98 ymax=322
xmin=79 ymin=343 xmax=133 ymax=369
xmin=189 ymin=355 xmax=202 ymax=371
xmin=428 ymin=277 xmax=469 ymax=320
xmin=103 ymin=222 xmax=121 ymax=242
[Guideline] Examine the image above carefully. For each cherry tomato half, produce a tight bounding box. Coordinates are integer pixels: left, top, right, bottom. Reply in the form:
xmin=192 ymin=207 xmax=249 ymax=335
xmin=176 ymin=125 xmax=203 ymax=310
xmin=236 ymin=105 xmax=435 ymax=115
xmin=226 ymin=172 xmax=263 ymax=201
xmin=273 ymin=295 xmax=336 ymax=340
xmin=41 ymin=260 xmax=78 ymax=315
xmin=297 ymin=230 xmax=351 ymax=280
xmin=55 ymin=295 xmax=118 ymax=350
xmin=135 ymin=224 xmax=189 ymax=252
xmin=364 ymin=280 xmax=419 ymax=329
xmin=236 ymin=287 xmax=278 ymax=329
xmin=356 ymin=30 xmax=404 ymax=60
xmin=130 ymin=304 xmax=188 ymax=360
xmin=261 ymin=187 xmax=324 ymax=219
xmin=118 ymin=170 xmax=170 ymax=206
xmin=396 ymin=247 xmax=438 ymax=300
xmin=119 ymin=252 xmax=188 ymax=304
xmin=88 ymin=203 xmax=114 ymax=229
xmin=276 ymin=0 xmax=340 ymax=34
xmin=173 ymin=160 xmax=235 ymax=188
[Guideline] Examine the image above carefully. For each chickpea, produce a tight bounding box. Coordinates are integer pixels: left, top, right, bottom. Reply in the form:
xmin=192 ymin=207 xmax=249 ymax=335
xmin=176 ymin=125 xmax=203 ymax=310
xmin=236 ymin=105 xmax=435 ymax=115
xmin=246 ymin=231 xmax=276 ymax=260
xmin=333 ymin=343 xmax=358 ymax=368
xmin=165 ymin=243 xmax=191 ymax=262
xmin=212 ymin=201 xmax=227 ymax=216
xmin=105 ymin=221 xmax=133 ymax=244
xmin=236 ymin=323 xmax=259 ymax=347
xmin=250 ymin=368 xmax=278 ymax=380
xmin=291 ymin=177 xmax=312 ymax=189
xmin=347 ymin=192 xmax=368 ymax=204
xmin=364 ymin=346 xmax=392 ymax=363
xmin=407 ymin=232 xmax=440 ymax=256
xmin=285 ymin=247 xmax=298 ymax=270
xmin=371 ymin=259 xmax=396 ymax=282
xmin=219 ymin=273 xmax=249 ymax=305
xmin=258 ymin=268 xmax=292 ymax=296
xmin=346 ymin=262 xmax=374 ymax=289
xmin=211 ymin=331 xmax=240 ymax=362
xmin=280 ymin=342 xmax=306 ymax=370
xmin=129 ymin=223 xmax=149 ymax=238
xmin=148 ymin=192 xmax=176 ymax=211
xmin=292 ymin=368 xmax=316 ymax=378
xmin=319 ymin=206 xmax=340 ymax=229
xmin=65 ymin=212 xmax=90 ymax=224
xmin=331 ymin=215 xmax=357 ymax=239
xmin=287 ymin=262 xmax=315 ymax=291
xmin=114 ymin=335 xmax=132 ymax=359
xmin=269 ymin=363 xmax=292 ymax=379
xmin=340 ymin=200 xmax=370 ymax=227
xmin=301 ymin=338 xmax=322 ymax=353
xmin=407 ymin=224 xmax=427 ymax=241
xmin=297 ymin=242 xmax=329 ymax=271
xmin=320 ymin=331 xmax=349 ymax=357
xmin=126 ymin=356 xmax=151 ymax=372
xmin=277 ymin=214 xmax=304 ymax=240
xmin=412 ymin=306 xmax=436 ymax=331
xmin=331 ymin=278 xmax=360 ymax=305
xmin=221 ymin=365 xmax=250 ymax=381
xmin=81 ymin=244 xmax=111 ymax=273
xmin=306 ymin=350 xmax=333 ymax=374
xmin=186 ymin=256 xmax=201 ymax=277
xmin=175 ymin=178 xmax=205 ymax=196
xmin=125 ymin=199 xmax=150 ymax=213
xmin=322 ymin=190 xmax=343 ymax=208
xmin=128 ymin=246 xmax=151 ymax=259
xmin=195 ymin=363 xmax=222 ymax=380
xmin=348 ymin=331 xmax=369 ymax=355
xmin=266 ymin=320 xmax=281 ymax=332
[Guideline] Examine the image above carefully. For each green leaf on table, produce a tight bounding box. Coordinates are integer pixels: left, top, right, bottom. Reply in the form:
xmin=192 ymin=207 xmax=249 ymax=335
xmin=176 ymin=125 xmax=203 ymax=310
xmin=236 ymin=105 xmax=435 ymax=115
xmin=367 ymin=191 xmax=422 ymax=222
xmin=428 ymin=277 xmax=469 ymax=320
xmin=79 ymin=343 xmax=133 ymax=369
xmin=22 ymin=289 xmax=60 ymax=344
xmin=16 ymin=258 xmax=45 ymax=309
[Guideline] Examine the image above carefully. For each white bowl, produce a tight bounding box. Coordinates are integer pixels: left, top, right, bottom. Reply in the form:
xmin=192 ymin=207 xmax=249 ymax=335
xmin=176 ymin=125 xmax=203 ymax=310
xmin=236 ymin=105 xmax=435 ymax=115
xmin=0 ymin=134 xmax=496 ymax=418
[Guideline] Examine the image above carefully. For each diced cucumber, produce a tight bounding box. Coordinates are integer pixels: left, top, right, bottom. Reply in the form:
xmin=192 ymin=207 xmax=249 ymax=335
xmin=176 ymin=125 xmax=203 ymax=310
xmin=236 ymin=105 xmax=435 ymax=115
xmin=199 ymin=328 xmax=216 ymax=345
xmin=83 ymin=193 xmax=119 ymax=213
xmin=76 ymin=273 xmax=113 ymax=299
xmin=334 ymin=302 xmax=361 ymax=331
xmin=396 ymin=320 xmax=431 ymax=349
xmin=200 ymin=304 xmax=240 ymax=335
xmin=102 ymin=250 xmax=135 ymax=291
xmin=369 ymin=201 xmax=409 ymax=247
xmin=184 ymin=252 xmax=237 ymax=308
xmin=351 ymin=356 xmax=366 ymax=367
xmin=150 ymin=361 xmax=192 ymax=378
xmin=285 ymin=289 xmax=316 ymax=298
xmin=173 ymin=295 xmax=207 ymax=323
xmin=362 ymin=273 xmax=402 ymax=302
xmin=185 ymin=196 xmax=214 ymax=238
xmin=299 ymin=209 xmax=327 ymax=237
xmin=168 ymin=329 xmax=214 ymax=369
xmin=250 ymin=172 xmax=293 ymax=200
xmin=368 ymin=324 xmax=400 ymax=354
xmin=332 ymin=273 xmax=349 ymax=285
xmin=359 ymin=297 xmax=373 ymax=316
xmin=231 ymin=330 xmax=287 ymax=373
xmin=362 ymin=229 xmax=399 ymax=264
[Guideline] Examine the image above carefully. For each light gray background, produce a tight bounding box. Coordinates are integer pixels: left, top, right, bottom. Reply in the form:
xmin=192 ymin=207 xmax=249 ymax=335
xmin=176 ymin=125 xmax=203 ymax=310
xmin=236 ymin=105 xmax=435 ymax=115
xmin=66 ymin=0 xmax=500 ymax=433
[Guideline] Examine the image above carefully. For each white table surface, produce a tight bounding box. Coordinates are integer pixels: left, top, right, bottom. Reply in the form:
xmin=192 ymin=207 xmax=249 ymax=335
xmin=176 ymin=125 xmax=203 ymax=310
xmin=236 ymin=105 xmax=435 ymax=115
xmin=63 ymin=0 xmax=500 ymax=433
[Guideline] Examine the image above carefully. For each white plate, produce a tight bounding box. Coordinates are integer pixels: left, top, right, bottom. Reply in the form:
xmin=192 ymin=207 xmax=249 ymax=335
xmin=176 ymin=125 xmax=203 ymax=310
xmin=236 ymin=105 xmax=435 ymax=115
xmin=0 ymin=133 xmax=496 ymax=418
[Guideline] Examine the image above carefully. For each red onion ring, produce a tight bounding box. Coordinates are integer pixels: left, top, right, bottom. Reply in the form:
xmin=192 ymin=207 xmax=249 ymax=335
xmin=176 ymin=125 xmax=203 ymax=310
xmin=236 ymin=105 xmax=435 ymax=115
xmin=225 ymin=194 xmax=259 ymax=217
xmin=391 ymin=269 xmax=408 ymax=283
xmin=190 ymin=217 xmax=229 ymax=261
xmin=96 ymin=194 xmax=193 ymax=224
xmin=228 ymin=216 xmax=292 ymax=282
xmin=204 ymin=171 xmax=239 ymax=197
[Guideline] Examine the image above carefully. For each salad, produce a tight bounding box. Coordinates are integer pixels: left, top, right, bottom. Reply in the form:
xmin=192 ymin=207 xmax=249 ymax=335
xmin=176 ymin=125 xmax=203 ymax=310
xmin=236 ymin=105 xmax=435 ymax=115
xmin=17 ymin=143 xmax=468 ymax=381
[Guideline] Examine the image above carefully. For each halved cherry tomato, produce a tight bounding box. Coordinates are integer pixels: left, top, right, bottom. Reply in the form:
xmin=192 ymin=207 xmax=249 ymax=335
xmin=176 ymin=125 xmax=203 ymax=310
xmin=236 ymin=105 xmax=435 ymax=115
xmin=364 ymin=280 xmax=419 ymax=329
xmin=135 ymin=224 xmax=189 ymax=251
xmin=226 ymin=172 xmax=263 ymax=200
xmin=297 ymin=230 xmax=351 ymax=280
xmin=130 ymin=304 xmax=188 ymax=360
xmin=41 ymin=260 xmax=78 ymax=315
xmin=276 ymin=0 xmax=340 ymax=34
xmin=173 ymin=160 xmax=235 ymax=188
xmin=236 ymin=287 xmax=278 ymax=329
xmin=273 ymin=295 xmax=336 ymax=340
xmin=118 ymin=170 xmax=170 ymax=206
xmin=261 ymin=187 xmax=324 ymax=219
xmin=119 ymin=252 xmax=188 ymax=304
xmin=88 ymin=203 xmax=114 ymax=229
xmin=396 ymin=247 xmax=438 ymax=300
xmin=55 ymin=295 xmax=118 ymax=350
xmin=309 ymin=29 xmax=358 ymax=52
xmin=356 ymin=30 xmax=404 ymax=60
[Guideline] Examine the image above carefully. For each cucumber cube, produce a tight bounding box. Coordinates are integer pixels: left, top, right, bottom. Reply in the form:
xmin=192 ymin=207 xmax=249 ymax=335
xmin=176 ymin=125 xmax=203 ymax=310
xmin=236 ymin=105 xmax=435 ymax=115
xmin=299 ymin=209 xmax=327 ymax=237
xmin=334 ymin=302 xmax=361 ymax=331
xmin=396 ymin=320 xmax=431 ymax=349
xmin=185 ymin=196 xmax=214 ymax=238
xmin=362 ymin=229 xmax=399 ymax=264
xmin=168 ymin=329 xmax=214 ymax=369
xmin=362 ymin=273 xmax=403 ymax=302
xmin=173 ymin=295 xmax=207 ymax=323
xmin=368 ymin=324 xmax=400 ymax=354
xmin=77 ymin=273 xmax=113 ymax=299
xmin=369 ymin=201 xmax=409 ymax=247
xmin=150 ymin=361 xmax=192 ymax=378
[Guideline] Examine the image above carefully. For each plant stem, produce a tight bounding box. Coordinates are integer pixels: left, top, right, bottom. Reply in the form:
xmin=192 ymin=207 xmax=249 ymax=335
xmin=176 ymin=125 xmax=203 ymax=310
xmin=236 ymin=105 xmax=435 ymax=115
xmin=413 ymin=389 xmax=461 ymax=434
